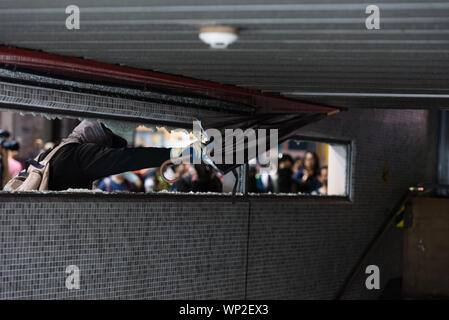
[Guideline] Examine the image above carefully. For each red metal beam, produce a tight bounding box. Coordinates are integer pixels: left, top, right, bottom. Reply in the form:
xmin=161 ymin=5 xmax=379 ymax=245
xmin=0 ymin=45 xmax=339 ymax=114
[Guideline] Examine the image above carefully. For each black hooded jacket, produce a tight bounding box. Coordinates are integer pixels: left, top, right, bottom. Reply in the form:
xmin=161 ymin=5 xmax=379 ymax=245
xmin=38 ymin=143 xmax=170 ymax=191
xmin=37 ymin=120 xmax=171 ymax=191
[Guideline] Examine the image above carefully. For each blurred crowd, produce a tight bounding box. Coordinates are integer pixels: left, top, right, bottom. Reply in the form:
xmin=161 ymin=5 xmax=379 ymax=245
xmin=92 ymin=150 xmax=328 ymax=195
xmin=92 ymin=164 xmax=223 ymax=193
xmin=248 ymin=151 xmax=328 ymax=195
xmin=0 ymin=129 xmax=22 ymax=186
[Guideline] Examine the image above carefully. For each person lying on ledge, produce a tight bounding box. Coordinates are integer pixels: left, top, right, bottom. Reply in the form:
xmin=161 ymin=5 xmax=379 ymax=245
xmin=37 ymin=120 xmax=185 ymax=191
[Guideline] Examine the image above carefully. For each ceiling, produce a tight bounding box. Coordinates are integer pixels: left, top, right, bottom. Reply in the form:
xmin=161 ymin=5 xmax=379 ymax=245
xmin=1 ymin=0 xmax=448 ymax=109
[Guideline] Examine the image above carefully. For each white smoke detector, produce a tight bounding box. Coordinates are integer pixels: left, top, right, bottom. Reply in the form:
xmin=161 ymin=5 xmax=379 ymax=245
xmin=199 ymin=26 xmax=238 ymax=49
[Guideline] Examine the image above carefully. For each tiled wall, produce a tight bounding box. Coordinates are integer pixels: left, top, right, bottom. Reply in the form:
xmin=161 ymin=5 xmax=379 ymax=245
xmin=0 ymin=200 xmax=248 ymax=299
xmin=0 ymin=108 xmax=438 ymax=299
xmin=245 ymin=108 xmax=438 ymax=300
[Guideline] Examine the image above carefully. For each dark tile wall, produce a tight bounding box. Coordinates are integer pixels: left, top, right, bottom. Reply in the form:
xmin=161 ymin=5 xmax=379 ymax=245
xmin=0 ymin=201 xmax=248 ymax=299
xmin=0 ymin=108 xmax=439 ymax=299
xmin=246 ymin=108 xmax=438 ymax=299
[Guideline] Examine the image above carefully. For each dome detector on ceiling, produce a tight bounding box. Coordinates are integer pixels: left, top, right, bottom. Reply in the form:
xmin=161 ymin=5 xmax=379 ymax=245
xmin=199 ymin=26 xmax=238 ymax=49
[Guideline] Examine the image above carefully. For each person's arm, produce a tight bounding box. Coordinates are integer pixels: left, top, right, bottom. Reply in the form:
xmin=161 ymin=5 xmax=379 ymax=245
xmin=75 ymin=143 xmax=171 ymax=182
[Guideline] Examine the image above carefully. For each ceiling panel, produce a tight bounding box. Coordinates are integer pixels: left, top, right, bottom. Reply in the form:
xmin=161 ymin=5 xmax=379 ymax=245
xmin=1 ymin=0 xmax=448 ymax=109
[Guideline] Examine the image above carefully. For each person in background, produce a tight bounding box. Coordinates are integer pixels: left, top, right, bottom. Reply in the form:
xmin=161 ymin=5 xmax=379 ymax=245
xmin=171 ymin=163 xmax=192 ymax=192
xmin=258 ymin=161 xmax=275 ymax=193
xmin=294 ymin=151 xmax=321 ymax=194
xmin=247 ymin=165 xmax=259 ymax=193
xmin=248 ymin=164 xmax=274 ymax=193
xmin=191 ymin=164 xmax=222 ymax=193
xmin=0 ymin=144 xmax=9 ymax=188
xmin=292 ymin=156 xmax=304 ymax=178
xmin=32 ymin=138 xmax=44 ymax=158
xmin=0 ymin=133 xmax=22 ymax=186
xmin=317 ymin=166 xmax=328 ymax=195
xmin=142 ymin=169 xmax=157 ymax=192
xmin=0 ymin=129 xmax=11 ymax=187
xmin=97 ymin=173 xmax=131 ymax=192
xmin=277 ymin=154 xmax=294 ymax=193
xmin=169 ymin=164 xmax=221 ymax=193
xmin=143 ymin=167 xmax=171 ymax=192
xmin=92 ymin=179 xmax=100 ymax=190
xmin=123 ymin=171 xmax=143 ymax=192
xmin=7 ymin=141 xmax=22 ymax=178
